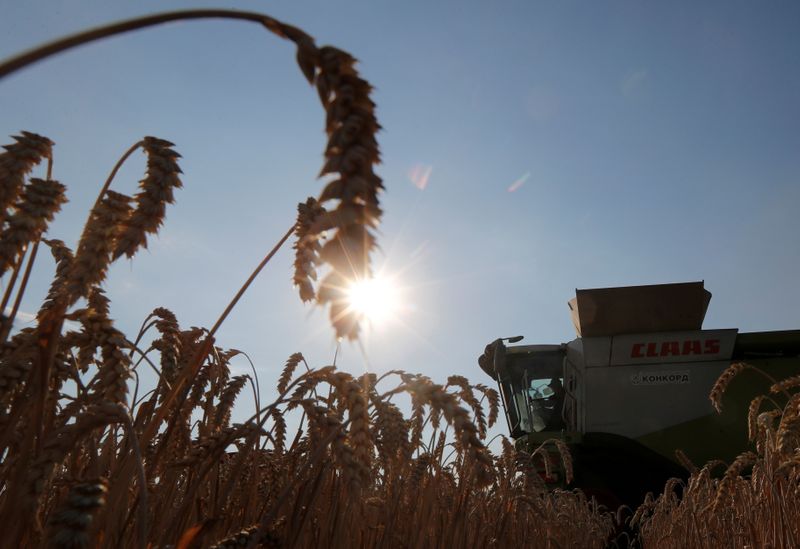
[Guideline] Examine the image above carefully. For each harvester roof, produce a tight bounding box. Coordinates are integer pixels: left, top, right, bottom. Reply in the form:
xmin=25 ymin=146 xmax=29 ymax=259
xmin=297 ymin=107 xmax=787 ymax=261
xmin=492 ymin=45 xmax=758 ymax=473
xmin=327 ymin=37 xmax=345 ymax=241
xmin=568 ymin=281 xmax=711 ymax=337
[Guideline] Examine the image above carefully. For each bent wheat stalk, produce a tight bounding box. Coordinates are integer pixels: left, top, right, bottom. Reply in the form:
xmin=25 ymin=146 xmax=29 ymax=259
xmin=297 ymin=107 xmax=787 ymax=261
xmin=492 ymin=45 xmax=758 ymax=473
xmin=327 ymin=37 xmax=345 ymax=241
xmin=0 ymin=10 xmax=307 ymax=80
xmin=0 ymin=9 xmax=384 ymax=340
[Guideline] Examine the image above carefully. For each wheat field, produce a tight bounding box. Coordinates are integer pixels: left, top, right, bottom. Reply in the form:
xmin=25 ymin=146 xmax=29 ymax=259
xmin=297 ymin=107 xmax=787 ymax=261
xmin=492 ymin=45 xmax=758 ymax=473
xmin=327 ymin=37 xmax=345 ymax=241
xmin=0 ymin=130 xmax=613 ymax=547
xmin=1 ymin=10 xmax=799 ymax=549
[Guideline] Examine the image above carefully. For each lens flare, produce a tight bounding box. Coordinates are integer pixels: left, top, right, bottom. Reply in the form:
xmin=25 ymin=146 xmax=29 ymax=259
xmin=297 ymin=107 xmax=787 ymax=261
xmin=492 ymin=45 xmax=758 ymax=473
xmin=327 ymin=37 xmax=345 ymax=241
xmin=347 ymin=276 xmax=400 ymax=326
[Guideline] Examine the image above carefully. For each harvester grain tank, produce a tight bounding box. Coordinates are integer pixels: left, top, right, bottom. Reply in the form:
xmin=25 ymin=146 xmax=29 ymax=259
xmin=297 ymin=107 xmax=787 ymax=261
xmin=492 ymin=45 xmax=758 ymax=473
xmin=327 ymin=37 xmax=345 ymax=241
xmin=479 ymin=281 xmax=800 ymax=506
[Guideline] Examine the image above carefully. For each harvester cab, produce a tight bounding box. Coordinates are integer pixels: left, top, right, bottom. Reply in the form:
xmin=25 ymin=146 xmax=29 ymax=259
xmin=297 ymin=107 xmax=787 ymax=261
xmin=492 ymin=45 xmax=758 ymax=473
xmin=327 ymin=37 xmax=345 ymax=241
xmin=479 ymin=281 xmax=800 ymax=506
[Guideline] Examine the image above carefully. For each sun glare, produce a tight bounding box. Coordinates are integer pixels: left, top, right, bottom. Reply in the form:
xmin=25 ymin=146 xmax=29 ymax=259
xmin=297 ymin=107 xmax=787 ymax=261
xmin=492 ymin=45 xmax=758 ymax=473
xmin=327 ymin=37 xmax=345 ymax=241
xmin=347 ymin=276 xmax=400 ymax=326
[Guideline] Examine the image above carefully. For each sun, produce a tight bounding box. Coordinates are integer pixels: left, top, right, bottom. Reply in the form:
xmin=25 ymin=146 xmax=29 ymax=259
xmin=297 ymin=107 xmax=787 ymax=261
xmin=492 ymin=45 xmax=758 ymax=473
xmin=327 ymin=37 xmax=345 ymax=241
xmin=346 ymin=275 xmax=400 ymax=326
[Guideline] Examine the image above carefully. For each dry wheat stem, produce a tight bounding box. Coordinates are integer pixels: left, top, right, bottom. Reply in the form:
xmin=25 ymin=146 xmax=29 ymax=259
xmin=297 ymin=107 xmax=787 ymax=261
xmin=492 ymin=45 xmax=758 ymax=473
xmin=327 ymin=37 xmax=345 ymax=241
xmin=207 ymin=223 xmax=296 ymax=344
xmin=226 ymin=350 xmax=262 ymax=425
xmin=134 ymin=223 xmax=296 ymax=454
xmin=0 ymin=10 xmax=312 ymax=80
xmin=119 ymin=413 xmax=148 ymax=549
xmin=0 ymin=240 xmax=39 ymax=344
xmin=7 ymin=240 xmax=40 ymax=321
xmin=91 ymin=140 xmax=143 ymax=212
xmin=251 ymin=420 xmax=348 ymax=547
xmin=0 ymin=247 xmax=27 ymax=319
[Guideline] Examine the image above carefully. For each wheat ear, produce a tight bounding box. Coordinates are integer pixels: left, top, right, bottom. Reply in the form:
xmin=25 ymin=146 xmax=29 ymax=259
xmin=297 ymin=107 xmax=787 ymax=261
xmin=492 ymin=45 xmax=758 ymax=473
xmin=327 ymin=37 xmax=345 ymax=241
xmin=709 ymin=362 xmax=749 ymax=413
xmin=710 ymin=451 xmax=757 ymax=513
xmin=214 ymin=375 xmax=249 ymax=428
xmin=150 ymin=307 xmax=181 ymax=385
xmin=45 ymin=478 xmax=109 ymax=549
xmin=776 ymin=393 xmax=800 ymax=458
xmin=474 ymin=383 xmax=500 ymax=429
xmin=675 ymin=448 xmax=698 ymax=474
xmin=36 ymin=239 xmax=73 ymax=318
xmin=771 ymin=374 xmax=800 ymax=394
xmin=447 ymin=375 xmax=487 ymax=439
xmin=299 ymin=44 xmax=383 ymax=340
xmin=112 ymin=137 xmax=182 ymax=260
xmin=0 ymin=132 xmax=54 ymax=225
xmin=292 ymin=197 xmax=326 ymax=303
xmin=0 ymin=178 xmax=67 ymax=277
xmin=66 ymin=190 xmax=133 ymax=303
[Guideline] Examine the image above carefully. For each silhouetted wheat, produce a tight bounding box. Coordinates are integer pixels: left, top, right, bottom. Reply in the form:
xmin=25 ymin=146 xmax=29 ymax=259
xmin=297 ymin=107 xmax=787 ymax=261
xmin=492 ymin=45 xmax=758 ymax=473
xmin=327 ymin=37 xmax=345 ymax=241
xmin=3 ymin=10 xmax=796 ymax=549
xmin=0 ymin=123 xmax=612 ymax=547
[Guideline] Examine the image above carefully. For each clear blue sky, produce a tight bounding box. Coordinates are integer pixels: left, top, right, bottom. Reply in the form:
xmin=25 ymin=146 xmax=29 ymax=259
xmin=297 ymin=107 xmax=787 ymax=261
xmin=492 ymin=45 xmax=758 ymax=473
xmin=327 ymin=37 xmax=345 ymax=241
xmin=2 ymin=1 xmax=799 ymax=417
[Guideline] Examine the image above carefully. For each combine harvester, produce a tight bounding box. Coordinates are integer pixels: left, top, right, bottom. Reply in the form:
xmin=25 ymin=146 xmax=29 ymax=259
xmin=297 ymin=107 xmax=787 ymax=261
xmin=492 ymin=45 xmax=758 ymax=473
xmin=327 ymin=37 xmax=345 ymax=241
xmin=479 ymin=281 xmax=800 ymax=507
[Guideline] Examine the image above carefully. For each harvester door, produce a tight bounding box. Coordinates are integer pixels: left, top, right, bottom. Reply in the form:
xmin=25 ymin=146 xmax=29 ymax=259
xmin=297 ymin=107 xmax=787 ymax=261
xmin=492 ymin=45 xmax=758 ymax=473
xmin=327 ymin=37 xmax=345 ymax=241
xmin=562 ymin=354 xmax=580 ymax=432
xmin=497 ymin=345 xmax=566 ymax=436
